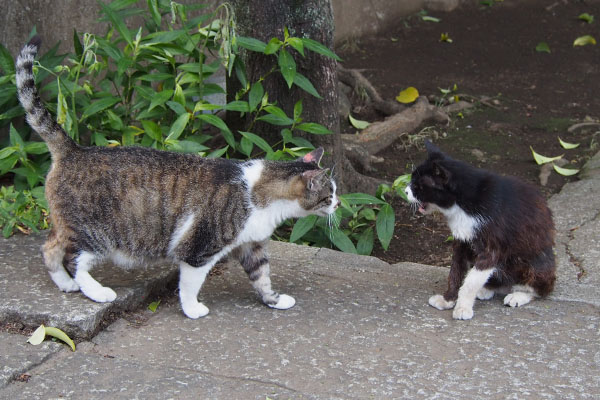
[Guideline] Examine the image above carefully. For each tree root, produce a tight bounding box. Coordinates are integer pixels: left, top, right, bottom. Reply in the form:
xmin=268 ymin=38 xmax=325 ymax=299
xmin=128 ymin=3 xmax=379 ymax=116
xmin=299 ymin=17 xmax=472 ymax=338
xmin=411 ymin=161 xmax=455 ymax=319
xmin=338 ymin=65 xmax=406 ymax=116
xmin=341 ymin=96 xmax=449 ymax=171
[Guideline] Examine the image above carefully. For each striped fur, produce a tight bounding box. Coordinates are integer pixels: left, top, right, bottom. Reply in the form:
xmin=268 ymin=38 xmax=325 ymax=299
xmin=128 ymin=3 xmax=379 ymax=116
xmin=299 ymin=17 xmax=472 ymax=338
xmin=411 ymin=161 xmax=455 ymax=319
xmin=15 ymin=36 xmax=339 ymax=319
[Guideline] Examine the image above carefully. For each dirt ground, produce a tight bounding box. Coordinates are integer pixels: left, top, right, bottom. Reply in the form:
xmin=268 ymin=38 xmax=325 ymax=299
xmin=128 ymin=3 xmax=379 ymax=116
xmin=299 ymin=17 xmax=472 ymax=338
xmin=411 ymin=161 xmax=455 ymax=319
xmin=338 ymin=0 xmax=600 ymax=266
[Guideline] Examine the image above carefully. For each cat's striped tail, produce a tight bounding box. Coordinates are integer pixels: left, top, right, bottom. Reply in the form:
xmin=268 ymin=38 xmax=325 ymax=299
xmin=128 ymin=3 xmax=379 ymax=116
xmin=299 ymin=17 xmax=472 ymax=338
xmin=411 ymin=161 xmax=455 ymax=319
xmin=16 ymin=36 xmax=76 ymax=156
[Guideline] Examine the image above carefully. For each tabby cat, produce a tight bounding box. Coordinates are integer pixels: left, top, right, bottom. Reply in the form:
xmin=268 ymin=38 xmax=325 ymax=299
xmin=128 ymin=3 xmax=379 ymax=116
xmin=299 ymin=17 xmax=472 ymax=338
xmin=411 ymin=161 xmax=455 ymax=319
xmin=405 ymin=141 xmax=556 ymax=320
xmin=16 ymin=36 xmax=339 ymax=319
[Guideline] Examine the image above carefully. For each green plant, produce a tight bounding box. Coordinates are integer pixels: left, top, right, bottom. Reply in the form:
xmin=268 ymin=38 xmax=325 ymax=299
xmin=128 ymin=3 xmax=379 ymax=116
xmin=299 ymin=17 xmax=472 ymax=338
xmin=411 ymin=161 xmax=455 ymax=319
xmin=0 ymin=185 xmax=48 ymax=237
xmin=0 ymin=0 xmax=404 ymax=257
xmin=285 ymin=174 xmax=410 ymax=256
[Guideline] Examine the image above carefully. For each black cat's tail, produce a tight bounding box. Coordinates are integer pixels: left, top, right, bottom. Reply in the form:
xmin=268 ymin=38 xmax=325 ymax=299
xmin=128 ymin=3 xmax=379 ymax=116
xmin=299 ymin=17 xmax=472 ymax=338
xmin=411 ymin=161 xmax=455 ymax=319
xmin=16 ymin=35 xmax=76 ymax=157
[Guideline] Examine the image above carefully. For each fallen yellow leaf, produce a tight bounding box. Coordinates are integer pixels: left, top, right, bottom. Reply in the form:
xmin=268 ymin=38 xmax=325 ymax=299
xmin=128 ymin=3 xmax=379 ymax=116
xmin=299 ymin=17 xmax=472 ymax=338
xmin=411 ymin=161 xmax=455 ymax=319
xmin=396 ymin=87 xmax=419 ymax=104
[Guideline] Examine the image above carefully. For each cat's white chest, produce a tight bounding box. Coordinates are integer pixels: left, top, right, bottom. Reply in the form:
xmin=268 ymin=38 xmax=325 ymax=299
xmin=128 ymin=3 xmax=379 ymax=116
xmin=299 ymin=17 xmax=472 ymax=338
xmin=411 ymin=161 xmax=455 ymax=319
xmin=238 ymin=200 xmax=306 ymax=243
xmin=442 ymin=204 xmax=484 ymax=242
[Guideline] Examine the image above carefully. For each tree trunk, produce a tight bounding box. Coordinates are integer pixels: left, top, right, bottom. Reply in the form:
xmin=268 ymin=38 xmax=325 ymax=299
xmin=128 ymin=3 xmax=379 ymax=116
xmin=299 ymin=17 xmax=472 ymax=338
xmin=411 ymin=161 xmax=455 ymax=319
xmin=227 ymin=0 xmax=344 ymax=187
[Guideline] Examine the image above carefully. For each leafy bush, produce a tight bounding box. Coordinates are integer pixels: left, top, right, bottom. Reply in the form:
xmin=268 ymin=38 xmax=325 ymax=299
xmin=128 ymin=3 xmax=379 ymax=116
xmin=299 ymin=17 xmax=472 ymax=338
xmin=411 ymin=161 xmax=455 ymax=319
xmin=0 ymin=0 xmax=409 ymax=257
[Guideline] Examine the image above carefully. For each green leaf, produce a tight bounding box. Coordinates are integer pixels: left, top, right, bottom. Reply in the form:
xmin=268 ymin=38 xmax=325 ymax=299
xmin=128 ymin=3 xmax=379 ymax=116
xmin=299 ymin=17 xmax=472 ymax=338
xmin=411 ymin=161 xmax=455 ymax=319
xmin=149 ymin=89 xmax=173 ymax=111
xmin=535 ymin=42 xmax=551 ymax=53
xmin=239 ymin=131 xmax=274 ymax=156
xmin=330 ymin=229 xmax=358 ymax=254
xmin=553 ymin=164 xmax=579 ymax=176
xmin=258 ymin=106 xmax=294 ymax=126
xmin=578 ymin=13 xmax=594 ymax=24
xmin=148 ymin=0 xmax=161 ymax=26
xmin=165 ymin=112 xmax=190 ymax=142
xmin=0 ymin=43 xmax=15 ymax=75
xmin=0 ymin=147 xmax=16 ymax=160
xmin=356 ymin=227 xmax=374 ymax=256
xmin=278 ymin=48 xmax=296 ymax=88
xmin=99 ymin=1 xmax=133 ymax=46
xmin=422 ymin=15 xmax=441 ymax=23
xmin=239 ymin=136 xmax=253 ymax=157
xmin=9 ymin=124 xmax=25 ymax=148
xmin=290 ymin=215 xmax=318 ymax=242
xmin=81 ymin=97 xmax=120 ymax=120
xmin=376 ymin=203 xmax=395 ymax=251
xmin=558 ymin=137 xmax=580 ymax=149
xmin=207 ymin=146 xmax=229 ymax=158
xmin=264 ymin=37 xmax=283 ymax=55
xmin=342 ymin=193 xmax=386 ymax=205
xmin=249 ymin=82 xmax=264 ymax=112
xmin=235 ymin=36 xmax=267 ymax=53
xmin=224 ymin=101 xmax=250 ymax=113
xmin=148 ymin=300 xmax=161 ymax=312
xmin=530 ymin=146 xmax=563 ymax=165
xmin=293 ymin=73 xmax=322 ymax=99
xmin=295 ymin=123 xmax=332 ymax=135
xmin=44 ymin=326 xmax=76 ymax=351
xmin=349 ymin=114 xmax=370 ymax=130
xmin=141 ymin=120 xmax=163 ymax=142
xmin=573 ymin=35 xmax=596 ymax=46
xmin=287 ymin=37 xmax=305 ymax=56
xmin=24 ymin=142 xmax=49 ymax=155
xmin=293 ymin=99 xmax=303 ymax=122
xmin=301 ymin=38 xmax=341 ymax=61
xmin=197 ymin=114 xmax=235 ymax=148
xmin=27 ymin=325 xmax=46 ymax=346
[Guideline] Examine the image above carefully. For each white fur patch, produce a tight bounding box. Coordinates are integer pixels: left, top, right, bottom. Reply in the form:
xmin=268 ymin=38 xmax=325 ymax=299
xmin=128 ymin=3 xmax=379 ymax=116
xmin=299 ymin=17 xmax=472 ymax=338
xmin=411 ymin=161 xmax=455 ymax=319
xmin=405 ymin=186 xmax=417 ymax=203
xmin=179 ymin=262 xmax=212 ymax=319
xmin=440 ymin=204 xmax=485 ymax=242
xmin=453 ymin=267 xmax=496 ymax=320
xmin=269 ymin=294 xmax=296 ymax=310
xmin=238 ymin=199 xmax=306 ymax=243
xmin=168 ymin=213 xmax=195 ymax=254
xmin=241 ymin=160 xmax=264 ymax=190
xmin=74 ymin=252 xmax=117 ymax=303
xmin=109 ymin=250 xmax=139 ymax=269
xmin=476 ymin=287 xmax=495 ymax=300
xmin=428 ymin=294 xmax=456 ymax=310
xmin=504 ymin=291 xmax=534 ymax=307
xmin=49 ymin=270 xmax=80 ymax=292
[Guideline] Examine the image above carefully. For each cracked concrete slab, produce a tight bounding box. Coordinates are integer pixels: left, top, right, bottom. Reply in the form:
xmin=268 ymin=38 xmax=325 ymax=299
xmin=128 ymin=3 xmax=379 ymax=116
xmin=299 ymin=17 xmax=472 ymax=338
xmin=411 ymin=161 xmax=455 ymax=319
xmin=0 ymin=152 xmax=599 ymax=398
xmin=0 ymin=332 xmax=62 ymax=389
xmin=2 ymin=254 xmax=599 ymax=399
xmin=0 ymin=233 xmax=179 ymax=339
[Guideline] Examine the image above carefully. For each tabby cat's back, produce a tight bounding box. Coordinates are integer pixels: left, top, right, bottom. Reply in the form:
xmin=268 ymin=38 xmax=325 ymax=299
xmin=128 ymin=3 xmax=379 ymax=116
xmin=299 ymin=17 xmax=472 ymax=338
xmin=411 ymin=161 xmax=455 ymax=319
xmin=16 ymin=35 xmax=339 ymax=318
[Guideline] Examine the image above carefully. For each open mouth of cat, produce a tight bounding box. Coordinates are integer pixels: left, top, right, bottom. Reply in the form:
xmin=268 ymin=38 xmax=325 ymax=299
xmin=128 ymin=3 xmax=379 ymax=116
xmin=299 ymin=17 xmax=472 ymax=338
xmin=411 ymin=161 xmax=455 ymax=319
xmin=418 ymin=202 xmax=432 ymax=214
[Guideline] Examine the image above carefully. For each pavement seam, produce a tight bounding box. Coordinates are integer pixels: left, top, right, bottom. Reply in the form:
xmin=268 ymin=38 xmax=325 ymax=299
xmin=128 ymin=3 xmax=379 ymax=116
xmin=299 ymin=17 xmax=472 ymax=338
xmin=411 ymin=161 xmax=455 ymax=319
xmin=563 ymin=207 xmax=600 ymax=281
xmin=1 ymin=347 xmax=64 ymax=389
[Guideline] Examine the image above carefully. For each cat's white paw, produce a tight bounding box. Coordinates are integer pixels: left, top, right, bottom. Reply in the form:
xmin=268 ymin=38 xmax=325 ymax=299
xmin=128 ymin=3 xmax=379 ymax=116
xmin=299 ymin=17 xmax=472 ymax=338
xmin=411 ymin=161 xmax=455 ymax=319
xmin=428 ymin=294 xmax=456 ymax=310
xmin=452 ymin=304 xmax=474 ymax=320
xmin=476 ymin=287 xmax=495 ymax=300
xmin=182 ymin=301 xmax=210 ymax=319
xmin=269 ymin=294 xmax=296 ymax=310
xmin=50 ymin=271 xmax=80 ymax=292
xmin=503 ymin=292 xmax=533 ymax=307
xmin=83 ymin=286 xmax=117 ymax=303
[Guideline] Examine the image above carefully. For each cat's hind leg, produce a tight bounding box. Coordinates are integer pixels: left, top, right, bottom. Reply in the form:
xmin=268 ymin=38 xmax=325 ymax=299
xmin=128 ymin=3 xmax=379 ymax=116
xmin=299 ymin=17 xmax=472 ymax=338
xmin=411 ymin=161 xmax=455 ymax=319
xmin=453 ymin=267 xmax=496 ymax=320
xmin=178 ymin=262 xmax=211 ymax=319
xmin=503 ymin=285 xmax=535 ymax=307
xmin=42 ymin=229 xmax=79 ymax=292
xmin=476 ymin=287 xmax=495 ymax=300
xmin=238 ymin=242 xmax=295 ymax=310
xmin=73 ymin=251 xmax=117 ymax=302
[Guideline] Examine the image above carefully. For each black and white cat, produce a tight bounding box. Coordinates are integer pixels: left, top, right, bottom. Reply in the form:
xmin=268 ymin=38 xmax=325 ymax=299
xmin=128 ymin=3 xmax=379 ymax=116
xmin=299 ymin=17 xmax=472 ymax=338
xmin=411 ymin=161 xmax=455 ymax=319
xmin=16 ymin=36 xmax=339 ymax=319
xmin=405 ymin=141 xmax=556 ymax=320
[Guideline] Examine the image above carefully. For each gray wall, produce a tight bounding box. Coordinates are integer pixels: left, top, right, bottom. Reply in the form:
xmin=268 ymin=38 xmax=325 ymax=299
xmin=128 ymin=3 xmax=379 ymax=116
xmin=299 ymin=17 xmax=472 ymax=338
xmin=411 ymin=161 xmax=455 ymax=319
xmin=0 ymin=0 xmax=464 ymax=55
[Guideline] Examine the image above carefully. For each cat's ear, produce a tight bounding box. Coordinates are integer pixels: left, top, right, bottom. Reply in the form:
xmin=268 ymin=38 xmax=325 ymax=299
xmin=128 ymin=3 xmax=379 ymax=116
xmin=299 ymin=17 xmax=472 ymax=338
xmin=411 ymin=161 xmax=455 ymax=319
xmin=301 ymin=147 xmax=324 ymax=166
xmin=432 ymin=161 xmax=451 ymax=184
xmin=302 ymin=168 xmax=328 ymax=190
xmin=425 ymin=140 xmax=445 ymax=160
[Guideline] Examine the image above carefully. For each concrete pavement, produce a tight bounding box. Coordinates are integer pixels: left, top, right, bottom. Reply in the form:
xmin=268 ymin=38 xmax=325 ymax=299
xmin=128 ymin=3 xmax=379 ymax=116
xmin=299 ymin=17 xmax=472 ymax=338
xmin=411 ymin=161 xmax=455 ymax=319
xmin=1 ymin=151 xmax=599 ymax=399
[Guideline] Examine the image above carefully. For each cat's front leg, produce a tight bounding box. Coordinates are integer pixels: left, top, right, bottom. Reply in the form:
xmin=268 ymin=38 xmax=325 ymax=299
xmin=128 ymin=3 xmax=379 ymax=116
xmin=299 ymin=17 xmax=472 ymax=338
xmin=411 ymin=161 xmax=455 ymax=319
xmin=179 ymin=262 xmax=212 ymax=319
xmin=238 ymin=242 xmax=295 ymax=310
xmin=429 ymin=241 xmax=472 ymax=311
